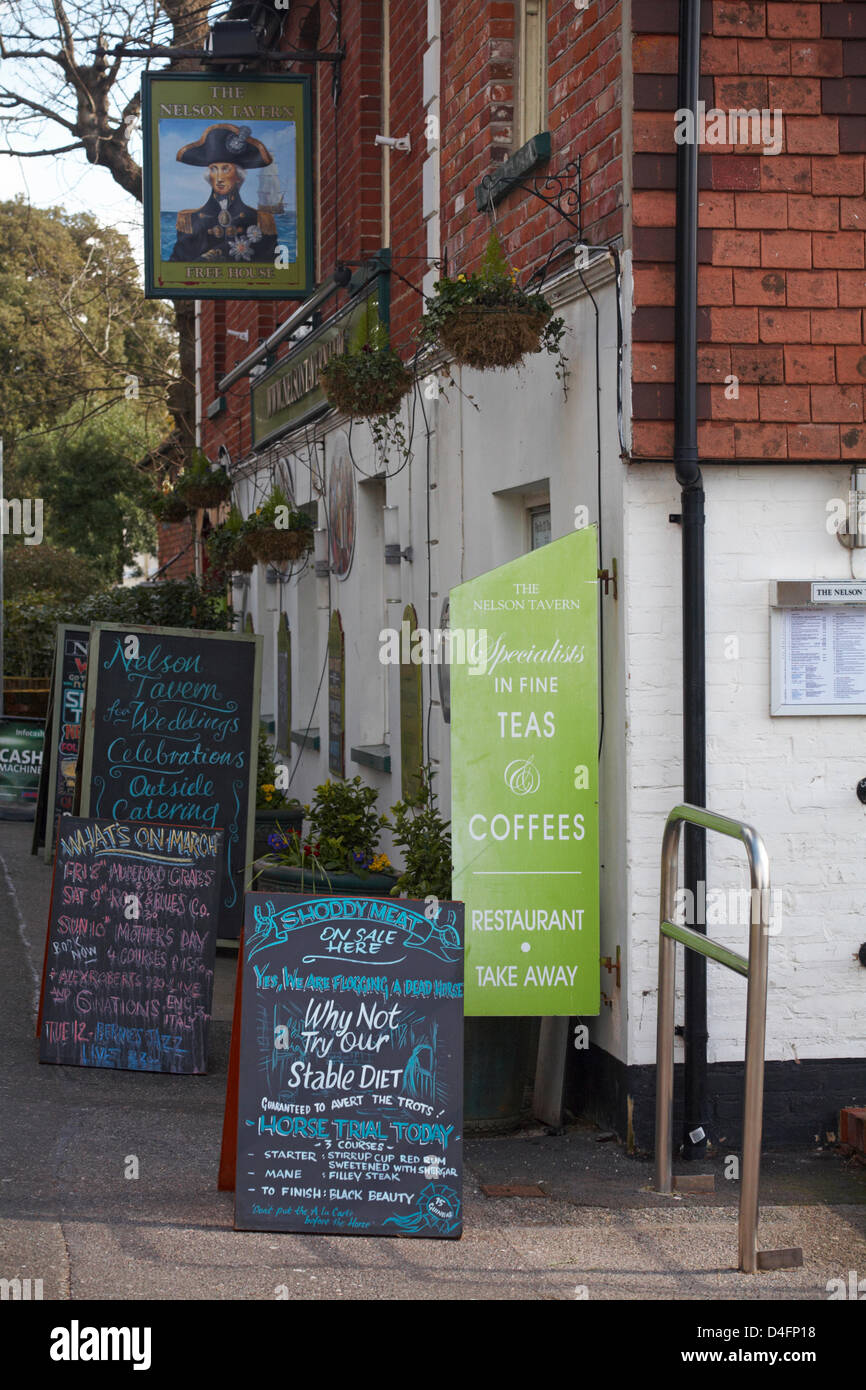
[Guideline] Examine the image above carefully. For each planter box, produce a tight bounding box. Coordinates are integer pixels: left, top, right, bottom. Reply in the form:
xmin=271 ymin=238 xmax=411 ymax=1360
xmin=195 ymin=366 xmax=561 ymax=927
xmin=252 ymin=805 xmax=304 ymax=863
xmin=252 ymin=859 xmax=398 ymax=897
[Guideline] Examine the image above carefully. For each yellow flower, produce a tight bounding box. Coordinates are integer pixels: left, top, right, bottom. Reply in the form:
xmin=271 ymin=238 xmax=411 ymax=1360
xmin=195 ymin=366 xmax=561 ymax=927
xmin=371 ymin=853 xmax=392 ymax=872
xmin=457 ymin=273 xmax=466 ymax=282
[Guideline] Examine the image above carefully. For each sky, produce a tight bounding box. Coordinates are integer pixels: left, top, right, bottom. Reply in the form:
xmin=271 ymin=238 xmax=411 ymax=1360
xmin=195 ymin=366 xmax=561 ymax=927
xmin=4 ymin=143 xmax=147 ymax=269
xmin=0 ymin=0 xmax=227 ymax=276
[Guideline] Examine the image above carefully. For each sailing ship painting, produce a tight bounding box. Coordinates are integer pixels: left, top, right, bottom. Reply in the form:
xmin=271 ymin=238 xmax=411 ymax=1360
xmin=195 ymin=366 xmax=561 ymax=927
xmin=256 ymin=167 xmax=286 ymax=215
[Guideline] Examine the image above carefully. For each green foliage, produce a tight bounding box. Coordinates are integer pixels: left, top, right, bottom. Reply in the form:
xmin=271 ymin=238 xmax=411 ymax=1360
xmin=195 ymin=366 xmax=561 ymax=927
xmin=205 ymin=506 xmax=255 ymax=580
xmin=307 ymin=775 xmax=389 ymax=864
xmin=176 ymin=448 xmax=231 ymax=508
xmin=3 ymin=577 xmax=233 ymax=679
xmin=481 ymin=226 xmax=511 ymax=279
xmin=421 ymin=229 xmax=548 ymax=328
xmin=0 ymin=199 xmax=173 ymax=442
xmin=72 ymin=577 xmax=232 ymax=632
xmin=319 ymin=341 xmax=413 ymax=420
xmin=249 ymin=485 xmax=300 ymax=528
xmin=3 ymin=593 xmax=67 ymax=679
xmin=264 ymin=775 xmax=393 ymax=878
xmin=14 ymin=404 xmax=160 ymax=583
xmin=153 ymin=488 xmax=191 ymax=523
xmin=389 ymin=766 xmax=452 ymax=899
xmin=4 ymin=545 xmax=104 ymax=603
xmin=245 ymin=487 xmax=314 ymax=563
xmin=183 ymin=448 xmax=214 ymax=482
xmin=255 ymin=724 xmax=298 ymax=811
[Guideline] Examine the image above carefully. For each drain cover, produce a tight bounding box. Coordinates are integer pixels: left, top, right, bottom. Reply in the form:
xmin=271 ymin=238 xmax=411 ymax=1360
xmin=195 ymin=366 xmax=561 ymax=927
xmin=480 ymin=1183 xmax=547 ymax=1198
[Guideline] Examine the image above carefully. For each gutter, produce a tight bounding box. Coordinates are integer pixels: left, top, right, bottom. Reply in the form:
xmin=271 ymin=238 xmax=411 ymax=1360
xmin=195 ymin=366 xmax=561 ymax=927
xmin=674 ymin=0 xmax=708 ymax=1160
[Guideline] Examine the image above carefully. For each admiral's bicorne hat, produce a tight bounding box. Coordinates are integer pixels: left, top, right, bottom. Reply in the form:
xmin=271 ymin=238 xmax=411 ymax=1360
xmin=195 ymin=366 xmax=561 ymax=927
xmin=176 ymin=124 xmax=272 ymax=169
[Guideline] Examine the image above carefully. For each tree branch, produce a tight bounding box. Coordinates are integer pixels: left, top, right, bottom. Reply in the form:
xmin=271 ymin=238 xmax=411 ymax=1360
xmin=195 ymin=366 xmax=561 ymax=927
xmin=51 ymin=0 xmax=75 ymax=57
xmin=0 ymin=45 xmax=66 ymax=64
xmin=1 ymin=141 xmax=86 ymax=156
xmin=0 ymin=89 xmax=78 ymax=131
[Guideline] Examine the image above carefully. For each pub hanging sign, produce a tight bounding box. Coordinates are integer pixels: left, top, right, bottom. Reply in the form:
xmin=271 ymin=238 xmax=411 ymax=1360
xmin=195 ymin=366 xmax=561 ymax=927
xmin=142 ymin=72 xmax=313 ymax=300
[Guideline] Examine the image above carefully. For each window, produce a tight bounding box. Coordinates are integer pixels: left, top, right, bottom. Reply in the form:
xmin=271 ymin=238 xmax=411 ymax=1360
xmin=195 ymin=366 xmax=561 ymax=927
xmin=529 ymin=504 xmax=551 ymax=550
xmin=516 ymin=0 xmax=548 ymax=149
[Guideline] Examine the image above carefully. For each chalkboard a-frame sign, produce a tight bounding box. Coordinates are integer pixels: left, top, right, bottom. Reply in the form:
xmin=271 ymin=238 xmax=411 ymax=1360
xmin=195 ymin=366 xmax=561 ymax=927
xmin=38 ymin=815 xmax=223 ymax=1073
xmin=78 ymin=624 xmax=262 ymax=940
xmin=43 ymin=625 xmax=90 ymax=864
xmin=234 ymin=892 xmax=464 ymax=1238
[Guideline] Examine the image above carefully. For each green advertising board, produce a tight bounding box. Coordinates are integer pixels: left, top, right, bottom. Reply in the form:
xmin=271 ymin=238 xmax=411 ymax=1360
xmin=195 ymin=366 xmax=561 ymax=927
xmin=142 ymin=72 xmax=313 ymax=300
xmin=0 ymin=717 xmax=45 ymax=820
xmin=451 ymin=528 xmax=599 ymax=1016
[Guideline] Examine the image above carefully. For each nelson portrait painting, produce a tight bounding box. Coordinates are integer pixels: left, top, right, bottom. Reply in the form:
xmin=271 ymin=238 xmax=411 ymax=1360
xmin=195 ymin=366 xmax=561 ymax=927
xmin=168 ymin=123 xmax=278 ymax=265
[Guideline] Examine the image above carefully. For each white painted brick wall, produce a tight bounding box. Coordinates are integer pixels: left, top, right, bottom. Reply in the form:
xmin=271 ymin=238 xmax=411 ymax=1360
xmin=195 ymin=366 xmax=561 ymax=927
xmin=624 ymin=462 xmax=866 ymax=1066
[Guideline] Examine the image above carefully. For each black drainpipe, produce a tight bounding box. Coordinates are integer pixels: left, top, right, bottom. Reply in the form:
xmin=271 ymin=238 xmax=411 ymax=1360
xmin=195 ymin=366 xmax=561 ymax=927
xmin=674 ymin=0 xmax=708 ymax=1161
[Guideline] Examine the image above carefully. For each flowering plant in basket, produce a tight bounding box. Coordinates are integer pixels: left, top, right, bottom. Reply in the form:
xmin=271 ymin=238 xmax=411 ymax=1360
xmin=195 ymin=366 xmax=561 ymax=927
xmin=153 ymin=483 xmax=190 ymax=523
xmin=175 ymin=448 xmax=232 ymax=509
xmin=205 ymin=506 xmax=256 ymax=577
xmin=319 ymin=321 xmax=413 ymax=419
xmin=244 ymin=485 xmax=315 ymax=565
xmin=420 ymin=228 xmax=566 ymax=374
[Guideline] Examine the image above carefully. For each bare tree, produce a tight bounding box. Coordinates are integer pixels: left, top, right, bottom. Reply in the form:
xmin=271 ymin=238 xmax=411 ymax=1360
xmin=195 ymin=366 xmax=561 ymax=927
xmin=0 ymin=0 xmax=214 ymax=453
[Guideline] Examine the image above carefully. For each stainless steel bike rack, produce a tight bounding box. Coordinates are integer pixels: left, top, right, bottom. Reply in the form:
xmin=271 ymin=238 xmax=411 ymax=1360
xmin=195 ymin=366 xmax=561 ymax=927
xmin=654 ymin=803 xmax=803 ymax=1274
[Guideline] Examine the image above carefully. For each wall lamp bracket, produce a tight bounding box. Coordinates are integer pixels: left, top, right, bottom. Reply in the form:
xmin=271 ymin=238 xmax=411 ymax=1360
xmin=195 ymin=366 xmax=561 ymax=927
xmin=385 ymin=543 xmax=413 ymax=565
xmin=375 ymin=134 xmax=411 ymax=152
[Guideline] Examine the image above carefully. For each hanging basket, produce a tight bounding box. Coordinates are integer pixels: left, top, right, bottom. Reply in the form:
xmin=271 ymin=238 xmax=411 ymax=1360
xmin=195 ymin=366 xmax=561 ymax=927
xmin=319 ymin=349 xmax=413 ymax=418
xmin=155 ymin=491 xmax=191 ymax=523
xmin=206 ymin=529 xmax=257 ymax=575
xmin=178 ymin=470 xmax=232 ymax=509
xmin=229 ymin=537 xmax=257 ymax=573
xmin=245 ymin=525 xmax=314 ymax=564
xmin=437 ymin=303 xmax=550 ymax=371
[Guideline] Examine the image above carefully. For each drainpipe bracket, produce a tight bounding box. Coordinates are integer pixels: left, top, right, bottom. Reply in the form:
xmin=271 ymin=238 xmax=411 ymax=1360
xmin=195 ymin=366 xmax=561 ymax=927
xmin=597 ymin=558 xmax=618 ymax=600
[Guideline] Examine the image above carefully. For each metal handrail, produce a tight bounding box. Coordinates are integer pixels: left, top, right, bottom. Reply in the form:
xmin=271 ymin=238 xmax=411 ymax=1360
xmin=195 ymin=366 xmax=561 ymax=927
xmin=654 ymin=803 xmax=802 ymax=1274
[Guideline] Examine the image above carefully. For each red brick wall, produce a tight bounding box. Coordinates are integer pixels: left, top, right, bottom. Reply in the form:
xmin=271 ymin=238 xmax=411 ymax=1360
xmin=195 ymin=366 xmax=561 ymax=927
xmin=631 ymin=0 xmax=866 ymax=462
xmin=441 ymin=0 xmax=624 ymax=279
xmin=201 ymin=0 xmax=386 ymax=463
xmin=387 ymin=0 xmax=426 ymax=357
xmin=157 ymin=520 xmax=195 ymax=579
xmin=198 ymin=1 xmax=627 ymax=464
